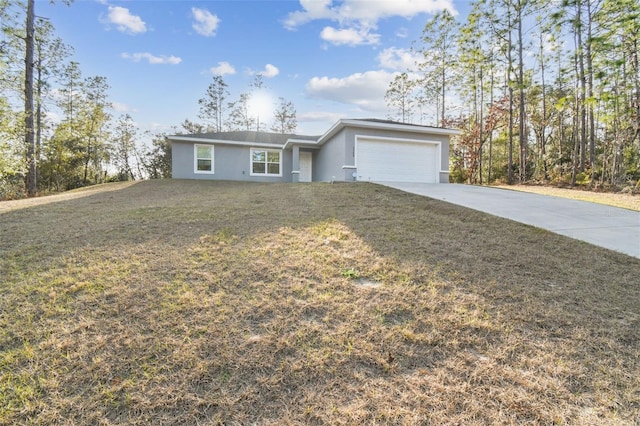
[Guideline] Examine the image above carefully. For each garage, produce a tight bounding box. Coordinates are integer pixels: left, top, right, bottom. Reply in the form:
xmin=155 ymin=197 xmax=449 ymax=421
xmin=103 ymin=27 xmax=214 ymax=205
xmin=356 ymin=137 xmax=439 ymax=183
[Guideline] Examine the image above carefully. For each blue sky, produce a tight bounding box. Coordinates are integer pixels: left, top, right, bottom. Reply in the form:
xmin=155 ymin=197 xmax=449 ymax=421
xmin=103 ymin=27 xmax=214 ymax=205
xmin=39 ymin=0 xmax=471 ymax=136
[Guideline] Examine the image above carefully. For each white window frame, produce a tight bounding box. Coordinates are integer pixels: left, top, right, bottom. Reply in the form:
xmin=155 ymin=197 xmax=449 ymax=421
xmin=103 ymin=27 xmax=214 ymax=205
xmin=250 ymin=148 xmax=282 ymax=177
xmin=194 ymin=144 xmax=215 ymax=174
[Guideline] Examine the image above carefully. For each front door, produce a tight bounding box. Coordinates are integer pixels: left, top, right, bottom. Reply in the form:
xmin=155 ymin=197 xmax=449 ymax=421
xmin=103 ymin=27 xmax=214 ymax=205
xmin=299 ymin=151 xmax=312 ymax=182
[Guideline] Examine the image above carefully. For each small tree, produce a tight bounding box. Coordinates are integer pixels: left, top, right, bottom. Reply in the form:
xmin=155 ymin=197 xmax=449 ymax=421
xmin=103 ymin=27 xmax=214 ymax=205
xmin=179 ymin=118 xmax=206 ymax=134
xmin=112 ymin=114 xmax=137 ymax=180
xmin=198 ymin=75 xmax=228 ymax=132
xmin=271 ymin=97 xmax=297 ymax=133
xmin=227 ymin=93 xmax=255 ymax=131
xmin=385 ymin=72 xmax=416 ymax=123
xmin=142 ymin=132 xmax=172 ymax=179
xmin=416 ymin=9 xmax=460 ymax=127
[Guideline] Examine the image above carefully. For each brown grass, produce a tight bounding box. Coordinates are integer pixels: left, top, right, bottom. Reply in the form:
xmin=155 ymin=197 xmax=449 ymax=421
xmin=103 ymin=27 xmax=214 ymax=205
xmin=1 ymin=180 xmax=639 ymax=425
xmin=494 ymin=184 xmax=640 ymax=212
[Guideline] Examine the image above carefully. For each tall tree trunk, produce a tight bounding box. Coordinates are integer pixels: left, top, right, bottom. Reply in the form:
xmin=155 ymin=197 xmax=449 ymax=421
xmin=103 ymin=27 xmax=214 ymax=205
xmin=571 ymin=108 xmax=579 ymax=187
xmin=441 ymin=65 xmax=446 ymax=126
xmin=507 ymin=10 xmax=515 ymax=185
xmin=488 ymin=64 xmax=495 ymax=183
xmin=539 ymin=31 xmax=548 ymax=180
xmin=24 ymin=0 xmax=36 ymax=197
xmin=479 ymin=66 xmax=484 ymax=185
xmin=576 ymin=0 xmax=587 ymax=173
xmin=36 ymin=39 xmax=43 ymax=185
xmin=517 ymin=0 xmax=527 ymax=183
xmin=586 ymin=0 xmax=596 ymax=176
xmin=571 ymin=62 xmax=580 ymax=188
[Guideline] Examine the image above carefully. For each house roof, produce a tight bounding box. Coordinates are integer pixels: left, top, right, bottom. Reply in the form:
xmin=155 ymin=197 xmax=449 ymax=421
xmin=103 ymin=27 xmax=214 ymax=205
xmin=355 ymin=118 xmax=454 ymax=130
xmin=167 ymin=119 xmax=460 ymax=149
xmin=169 ymin=130 xmax=318 ymax=146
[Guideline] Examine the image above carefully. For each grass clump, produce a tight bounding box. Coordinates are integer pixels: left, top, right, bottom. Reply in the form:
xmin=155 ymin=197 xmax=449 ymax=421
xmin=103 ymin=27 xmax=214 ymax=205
xmin=0 ymin=180 xmax=638 ymax=425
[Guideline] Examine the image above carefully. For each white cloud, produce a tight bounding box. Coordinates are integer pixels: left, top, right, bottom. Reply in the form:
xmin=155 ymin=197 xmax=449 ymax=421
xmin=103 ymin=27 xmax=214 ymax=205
xmin=284 ymin=0 xmax=456 ymax=47
xmin=298 ymin=111 xmax=343 ymax=122
xmin=103 ymin=6 xmax=147 ymax=34
xmin=395 ymin=27 xmax=409 ymax=38
xmin=247 ymin=64 xmax=280 ymax=78
xmin=297 ymin=110 xmax=345 ymax=134
xmin=259 ymin=64 xmax=280 ymax=78
xmin=306 ymin=70 xmax=397 ymax=112
xmin=377 ymin=47 xmax=420 ymax=71
xmin=192 ymin=7 xmax=220 ymax=37
xmin=283 ymin=0 xmax=336 ymax=29
xmin=147 ymin=122 xmax=174 ymax=133
xmin=320 ymin=26 xmax=380 ymax=46
xmin=284 ymin=0 xmax=457 ymax=29
xmin=111 ymin=101 xmax=136 ymax=113
xmin=122 ymin=52 xmax=182 ymax=65
xmin=209 ymin=61 xmax=236 ymax=76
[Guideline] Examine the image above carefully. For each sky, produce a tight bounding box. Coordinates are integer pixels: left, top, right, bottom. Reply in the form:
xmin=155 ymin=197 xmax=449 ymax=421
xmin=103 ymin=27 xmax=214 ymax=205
xmin=38 ymin=0 xmax=472 ymax=136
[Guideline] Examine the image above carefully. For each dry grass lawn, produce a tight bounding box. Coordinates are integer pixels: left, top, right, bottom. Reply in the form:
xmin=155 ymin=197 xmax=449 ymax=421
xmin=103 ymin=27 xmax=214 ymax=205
xmin=494 ymin=184 xmax=640 ymax=212
xmin=1 ymin=180 xmax=639 ymax=425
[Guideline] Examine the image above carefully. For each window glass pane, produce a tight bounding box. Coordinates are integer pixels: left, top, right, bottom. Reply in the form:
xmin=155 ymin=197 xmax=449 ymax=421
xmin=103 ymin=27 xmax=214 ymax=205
xmin=252 ymin=150 xmax=265 ymax=162
xmin=253 ymin=162 xmax=266 ymax=174
xmin=267 ymin=151 xmax=280 ymax=163
xmin=197 ymin=159 xmax=212 ymax=171
xmin=267 ymin=163 xmax=280 ymax=174
xmin=197 ymin=146 xmax=211 ymax=159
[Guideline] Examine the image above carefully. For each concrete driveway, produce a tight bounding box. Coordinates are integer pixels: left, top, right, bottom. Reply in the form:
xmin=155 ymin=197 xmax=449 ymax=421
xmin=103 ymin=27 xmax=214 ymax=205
xmin=380 ymin=182 xmax=640 ymax=259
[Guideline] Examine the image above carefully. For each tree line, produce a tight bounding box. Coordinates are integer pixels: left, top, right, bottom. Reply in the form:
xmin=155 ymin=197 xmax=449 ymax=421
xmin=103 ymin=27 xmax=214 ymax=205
xmin=1 ymin=0 xmax=172 ymax=198
xmin=193 ymin=74 xmax=297 ymax=135
xmin=386 ymin=0 xmax=639 ymax=189
xmin=0 ymin=0 xmax=297 ymax=200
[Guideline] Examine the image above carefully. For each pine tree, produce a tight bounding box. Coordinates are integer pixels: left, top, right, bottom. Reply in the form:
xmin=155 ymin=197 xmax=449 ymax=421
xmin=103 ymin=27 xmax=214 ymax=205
xmin=385 ymin=72 xmax=416 ymax=124
xmin=198 ymin=75 xmax=229 ymax=133
xmin=271 ymin=97 xmax=297 ymax=134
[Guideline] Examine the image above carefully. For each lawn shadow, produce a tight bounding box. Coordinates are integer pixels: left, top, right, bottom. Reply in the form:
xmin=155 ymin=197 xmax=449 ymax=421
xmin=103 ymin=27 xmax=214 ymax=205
xmin=333 ymin=183 xmax=640 ymax=422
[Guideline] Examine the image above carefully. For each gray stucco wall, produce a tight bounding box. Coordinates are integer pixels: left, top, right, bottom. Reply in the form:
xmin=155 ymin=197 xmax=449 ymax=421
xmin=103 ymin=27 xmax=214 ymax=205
xmin=314 ymin=129 xmax=354 ymax=182
xmin=171 ymin=141 xmax=293 ymax=182
xmin=313 ymin=126 xmax=452 ymax=183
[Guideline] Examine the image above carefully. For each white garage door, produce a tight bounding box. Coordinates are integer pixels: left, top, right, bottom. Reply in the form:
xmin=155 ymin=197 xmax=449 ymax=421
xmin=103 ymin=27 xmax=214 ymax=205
xmin=356 ymin=138 xmax=438 ymax=183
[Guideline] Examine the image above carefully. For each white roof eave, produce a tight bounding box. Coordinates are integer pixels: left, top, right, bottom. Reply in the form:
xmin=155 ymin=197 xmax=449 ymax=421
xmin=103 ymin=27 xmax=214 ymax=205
xmin=282 ymin=138 xmax=321 ymax=150
xmin=168 ymin=135 xmax=284 ymax=149
xmin=316 ymin=119 xmax=462 ymax=145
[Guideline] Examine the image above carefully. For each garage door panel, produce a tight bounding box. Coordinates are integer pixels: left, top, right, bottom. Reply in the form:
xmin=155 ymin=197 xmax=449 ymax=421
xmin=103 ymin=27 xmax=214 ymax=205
xmin=357 ymin=139 xmax=437 ymax=183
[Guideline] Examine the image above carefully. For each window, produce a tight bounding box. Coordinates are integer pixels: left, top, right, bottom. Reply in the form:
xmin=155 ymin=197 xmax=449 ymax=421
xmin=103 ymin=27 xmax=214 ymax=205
xmin=251 ymin=149 xmax=281 ymax=176
xmin=195 ymin=144 xmax=214 ymax=174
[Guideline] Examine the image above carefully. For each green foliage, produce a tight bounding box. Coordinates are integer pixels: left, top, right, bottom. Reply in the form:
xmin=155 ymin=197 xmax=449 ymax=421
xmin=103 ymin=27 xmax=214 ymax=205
xmin=449 ymin=167 xmax=468 ymax=183
xmin=403 ymin=0 xmax=640 ymax=189
xmin=574 ymin=172 xmax=590 ymax=186
xmin=112 ymin=114 xmax=137 ymax=180
xmin=0 ymin=101 xmax=25 ymax=199
xmin=142 ymin=134 xmax=172 ymax=179
xmin=622 ymin=145 xmax=640 ymax=181
xmin=340 ymin=268 xmax=360 ymax=279
xmin=415 ymin=9 xmax=460 ymax=126
xmin=385 ymin=72 xmax=416 ymax=124
xmin=227 ymin=92 xmax=256 ymax=132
